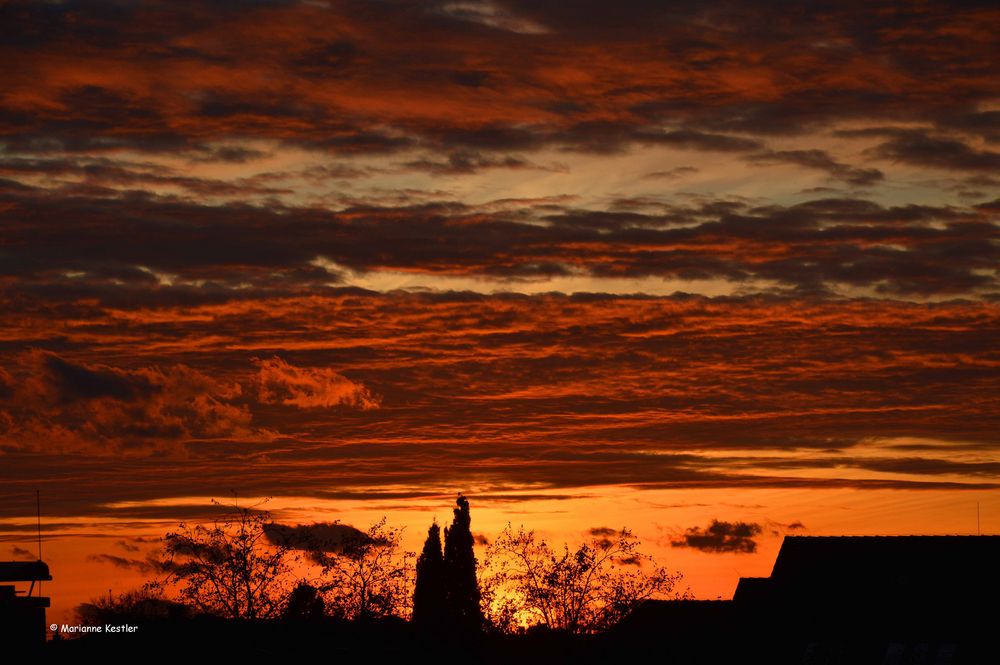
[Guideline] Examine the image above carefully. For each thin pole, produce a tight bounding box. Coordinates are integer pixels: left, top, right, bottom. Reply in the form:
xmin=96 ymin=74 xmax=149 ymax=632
xmin=36 ymin=489 xmax=42 ymax=597
xmin=977 ymin=502 xmax=981 ymax=536
xmin=36 ymin=489 xmax=42 ymax=560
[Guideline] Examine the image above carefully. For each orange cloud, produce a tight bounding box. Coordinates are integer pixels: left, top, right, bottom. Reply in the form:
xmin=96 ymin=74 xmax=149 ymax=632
xmin=0 ymin=350 xmax=266 ymax=455
xmin=252 ymin=356 xmax=379 ymax=410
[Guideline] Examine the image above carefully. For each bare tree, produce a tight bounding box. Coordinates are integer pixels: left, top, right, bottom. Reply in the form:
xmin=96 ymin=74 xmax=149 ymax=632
xmin=480 ymin=524 xmax=685 ymax=634
xmin=152 ymin=502 xmax=297 ymax=620
xmin=314 ymin=517 xmax=414 ymax=621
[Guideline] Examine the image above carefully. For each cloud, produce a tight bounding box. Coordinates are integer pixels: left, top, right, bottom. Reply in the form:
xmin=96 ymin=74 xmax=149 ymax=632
xmin=765 ymin=519 xmax=808 ymax=536
xmin=435 ymin=1 xmax=549 ymax=35
xmin=252 ymin=357 xmax=379 ymax=410
xmin=671 ymin=520 xmax=763 ymax=554
xmin=0 ymin=351 xmax=264 ymax=454
xmin=401 ymin=151 xmax=541 ymax=175
xmin=1 ymin=187 xmax=997 ymax=298
xmin=0 ymin=0 xmax=995 ymax=162
xmin=745 ymin=150 xmax=883 ymax=186
xmin=86 ymin=553 xmax=158 ymax=573
xmin=0 ymin=155 xmax=291 ymax=198
xmin=636 ymin=129 xmax=763 ymax=153
xmin=2 ymin=288 xmax=998 ymax=501
xmin=9 ymin=545 xmax=35 ymax=560
xmin=0 ymin=352 xmax=383 ymax=452
xmin=937 ymin=109 xmax=1000 ymax=142
xmin=588 ymin=526 xmax=620 ymax=548
xmin=860 ymin=129 xmax=1000 ymax=173
xmin=263 ymin=522 xmax=380 ymax=563
xmin=264 ymin=522 xmax=371 ymax=551
xmin=642 ymin=166 xmax=698 ymax=180
xmin=31 ymin=350 xmax=160 ymax=403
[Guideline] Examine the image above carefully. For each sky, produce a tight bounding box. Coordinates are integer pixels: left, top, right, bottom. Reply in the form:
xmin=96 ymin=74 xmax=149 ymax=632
xmin=1 ymin=0 xmax=998 ymax=625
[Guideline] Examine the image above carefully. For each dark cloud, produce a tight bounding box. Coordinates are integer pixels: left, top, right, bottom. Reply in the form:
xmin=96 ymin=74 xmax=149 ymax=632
xmin=0 ymin=368 xmax=14 ymax=401
xmin=765 ymin=519 xmax=808 ymax=536
xmin=115 ymin=539 xmax=140 ymax=553
xmin=263 ymin=522 xmax=382 ymax=563
xmin=86 ymin=553 xmax=157 ymax=573
xmin=589 ymin=527 xmax=618 ymax=537
xmin=188 ymin=145 xmax=271 ymax=164
xmin=851 ymin=457 xmax=1000 ymax=477
xmin=0 ymin=155 xmax=292 ymax=198
xmin=636 ymin=130 xmax=762 ymax=153
xmin=858 ymin=129 xmax=1000 ymax=172
xmin=9 ymin=545 xmax=35 ymax=560
xmin=263 ymin=522 xmax=372 ymax=553
xmin=642 ymin=166 xmax=698 ymax=180
xmin=451 ymin=70 xmax=492 ymax=88
xmin=292 ymin=39 xmax=359 ymax=77
xmin=671 ymin=520 xmax=763 ymax=554
xmin=38 ymin=351 xmax=159 ymax=404
xmin=401 ymin=151 xmax=538 ymax=175
xmin=0 ymin=350 xmax=260 ymax=454
xmin=742 ymin=455 xmax=1000 ymax=479
xmin=936 ymin=110 xmax=1000 ymax=142
xmin=0 ymin=351 xmax=376 ymax=454
xmin=0 ymin=1 xmax=996 ymax=157
xmin=1 ymin=187 xmax=996 ymax=297
xmin=745 ymin=150 xmax=883 ymax=186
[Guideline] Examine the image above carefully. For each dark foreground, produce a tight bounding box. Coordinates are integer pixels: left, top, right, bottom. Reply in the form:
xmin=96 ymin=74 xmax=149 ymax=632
xmin=21 ymin=611 xmax=996 ymax=665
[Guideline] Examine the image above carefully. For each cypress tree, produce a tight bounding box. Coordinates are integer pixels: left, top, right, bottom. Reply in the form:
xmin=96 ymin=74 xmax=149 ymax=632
xmin=412 ymin=521 xmax=446 ymax=630
xmin=442 ymin=493 xmax=483 ymax=634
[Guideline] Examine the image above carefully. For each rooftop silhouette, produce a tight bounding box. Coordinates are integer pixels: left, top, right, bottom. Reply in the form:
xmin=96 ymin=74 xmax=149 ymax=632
xmin=0 ymin=559 xmax=52 ymax=649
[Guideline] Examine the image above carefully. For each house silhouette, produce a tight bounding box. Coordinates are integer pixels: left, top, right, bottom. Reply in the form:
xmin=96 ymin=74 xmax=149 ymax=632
xmin=613 ymin=535 xmax=1000 ymax=664
xmin=0 ymin=560 xmax=52 ymax=649
xmin=734 ymin=535 xmax=1000 ymax=613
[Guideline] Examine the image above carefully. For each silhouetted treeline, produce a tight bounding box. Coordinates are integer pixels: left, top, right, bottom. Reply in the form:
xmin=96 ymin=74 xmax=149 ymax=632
xmin=57 ymin=503 xmax=1000 ymax=663
xmin=72 ymin=494 xmax=680 ymax=641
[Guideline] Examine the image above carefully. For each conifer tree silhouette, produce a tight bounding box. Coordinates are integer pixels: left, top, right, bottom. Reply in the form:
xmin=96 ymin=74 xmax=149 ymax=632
xmin=442 ymin=493 xmax=483 ymax=634
xmin=412 ymin=521 xmax=446 ymax=630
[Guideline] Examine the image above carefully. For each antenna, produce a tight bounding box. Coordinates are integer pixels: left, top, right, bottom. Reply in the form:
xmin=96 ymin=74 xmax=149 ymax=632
xmin=977 ymin=502 xmax=981 ymax=536
xmin=36 ymin=489 xmax=42 ymax=560
xmin=36 ymin=489 xmax=42 ymax=597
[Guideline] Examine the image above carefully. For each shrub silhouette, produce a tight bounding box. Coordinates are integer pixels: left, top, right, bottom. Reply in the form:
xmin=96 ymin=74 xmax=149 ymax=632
xmin=282 ymin=582 xmax=326 ymax=621
xmin=480 ymin=525 xmax=685 ymax=634
xmin=75 ymin=587 xmax=191 ymax=625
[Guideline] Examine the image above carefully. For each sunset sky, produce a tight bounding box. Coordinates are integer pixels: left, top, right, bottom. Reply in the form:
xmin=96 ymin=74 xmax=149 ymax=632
xmin=1 ymin=0 xmax=998 ymax=625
